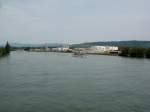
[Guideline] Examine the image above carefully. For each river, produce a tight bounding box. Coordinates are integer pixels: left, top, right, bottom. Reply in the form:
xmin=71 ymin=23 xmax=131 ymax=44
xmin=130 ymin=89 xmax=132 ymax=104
xmin=0 ymin=51 xmax=150 ymax=112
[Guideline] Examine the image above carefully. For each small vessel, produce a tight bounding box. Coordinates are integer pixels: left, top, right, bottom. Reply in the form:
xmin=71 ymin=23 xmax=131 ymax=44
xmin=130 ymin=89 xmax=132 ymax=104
xmin=72 ymin=51 xmax=87 ymax=58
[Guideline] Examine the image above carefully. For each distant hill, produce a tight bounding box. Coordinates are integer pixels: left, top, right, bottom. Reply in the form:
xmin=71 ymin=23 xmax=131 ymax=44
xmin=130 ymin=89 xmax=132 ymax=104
xmin=71 ymin=41 xmax=150 ymax=48
xmin=1 ymin=41 xmax=150 ymax=49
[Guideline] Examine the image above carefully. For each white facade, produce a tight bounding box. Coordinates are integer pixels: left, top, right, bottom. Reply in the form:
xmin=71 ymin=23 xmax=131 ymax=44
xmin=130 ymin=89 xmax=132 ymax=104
xmin=90 ymin=46 xmax=106 ymax=53
xmin=52 ymin=47 xmax=70 ymax=52
xmin=90 ymin=46 xmax=118 ymax=53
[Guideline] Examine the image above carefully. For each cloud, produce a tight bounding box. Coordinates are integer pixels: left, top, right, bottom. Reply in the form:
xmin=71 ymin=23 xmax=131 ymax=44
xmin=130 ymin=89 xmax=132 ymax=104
xmin=0 ymin=0 xmax=150 ymax=43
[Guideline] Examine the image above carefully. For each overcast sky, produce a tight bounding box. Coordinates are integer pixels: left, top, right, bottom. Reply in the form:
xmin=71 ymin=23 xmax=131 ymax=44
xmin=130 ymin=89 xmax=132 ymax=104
xmin=0 ymin=0 xmax=150 ymax=44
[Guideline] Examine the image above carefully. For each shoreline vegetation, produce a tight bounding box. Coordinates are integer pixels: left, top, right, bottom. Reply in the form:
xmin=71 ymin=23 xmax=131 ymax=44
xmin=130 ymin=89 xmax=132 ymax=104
xmin=0 ymin=42 xmax=11 ymax=57
xmin=16 ymin=46 xmax=150 ymax=59
xmin=1 ymin=40 xmax=150 ymax=59
xmin=119 ymin=47 xmax=150 ymax=58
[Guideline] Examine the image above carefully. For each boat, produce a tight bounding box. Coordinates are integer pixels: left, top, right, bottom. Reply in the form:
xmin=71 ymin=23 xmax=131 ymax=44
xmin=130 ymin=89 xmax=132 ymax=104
xmin=72 ymin=51 xmax=87 ymax=58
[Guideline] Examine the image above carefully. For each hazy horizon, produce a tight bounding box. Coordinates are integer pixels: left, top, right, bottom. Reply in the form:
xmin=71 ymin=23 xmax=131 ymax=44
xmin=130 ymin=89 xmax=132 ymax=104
xmin=0 ymin=39 xmax=150 ymax=45
xmin=0 ymin=0 xmax=150 ymax=44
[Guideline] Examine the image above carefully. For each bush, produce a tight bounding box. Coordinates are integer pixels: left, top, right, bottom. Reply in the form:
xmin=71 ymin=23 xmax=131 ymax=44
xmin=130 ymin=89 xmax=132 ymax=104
xmin=136 ymin=47 xmax=145 ymax=58
xmin=128 ymin=47 xmax=145 ymax=58
xmin=129 ymin=47 xmax=137 ymax=57
xmin=0 ymin=48 xmax=6 ymax=56
xmin=119 ymin=47 xmax=129 ymax=56
xmin=145 ymin=48 xmax=150 ymax=58
xmin=119 ymin=46 xmax=146 ymax=58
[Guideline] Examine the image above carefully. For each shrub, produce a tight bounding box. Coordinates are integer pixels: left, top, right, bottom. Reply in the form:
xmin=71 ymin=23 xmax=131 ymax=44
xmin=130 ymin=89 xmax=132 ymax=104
xmin=145 ymin=48 xmax=150 ymax=58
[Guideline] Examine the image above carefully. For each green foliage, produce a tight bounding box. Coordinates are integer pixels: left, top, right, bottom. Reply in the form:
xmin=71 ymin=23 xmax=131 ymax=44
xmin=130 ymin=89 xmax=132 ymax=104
xmin=119 ymin=47 xmax=129 ymax=56
xmin=135 ymin=47 xmax=145 ymax=58
xmin=5 ymin=41 xmax=11 ymax=53
xmin=145 ymin=48 xmax=150 ymax=58
xmin=0 ymin=41 xmax=11 ymax=56
xmin=119 ymin=47 xmax=147 ymax=58
xmin=129 ymin=47 xmax=145 ymax=58
xmin=0 ymin=48 xmax=6 ymax=56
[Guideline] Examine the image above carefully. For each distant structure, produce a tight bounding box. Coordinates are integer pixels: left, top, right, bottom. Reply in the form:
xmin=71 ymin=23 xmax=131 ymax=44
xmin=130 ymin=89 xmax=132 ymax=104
xmin=27 ymin=44 xmax=119 ymax=55
xmin=52 ymin=45 xmax=71 ymax=52
xmin=89 ymin=46 xmax=118 ymax=54
xmin=29 ymin=43 xmax=51 ymax=52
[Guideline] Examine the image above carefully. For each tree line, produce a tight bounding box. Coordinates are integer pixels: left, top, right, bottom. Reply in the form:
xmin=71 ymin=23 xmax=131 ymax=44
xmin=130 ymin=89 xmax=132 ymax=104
xmin=119 ymin=47 xmax=150 ymax=58
xmin=0 ymin=42 xmax=11 ymax=56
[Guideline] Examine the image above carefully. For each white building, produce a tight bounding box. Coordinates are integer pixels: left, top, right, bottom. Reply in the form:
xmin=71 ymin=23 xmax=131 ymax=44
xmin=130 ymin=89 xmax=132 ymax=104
xmin=90 ymin=46 xmax=118 ymax=53
xmin=52 ymin=46 xmax=70 ymax=52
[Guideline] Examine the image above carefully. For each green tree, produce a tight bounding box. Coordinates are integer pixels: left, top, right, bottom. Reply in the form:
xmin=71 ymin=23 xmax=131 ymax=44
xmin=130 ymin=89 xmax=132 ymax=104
xmin=119 ymin=47 xmax=129 ymax=56
xmin=119 ymin=47 xmax=145 ymax=58
xmin=0 ymin=48 xmax=6 ymax=56
xmin=5 ymin=41 xmax=10 ymax=54
xmin=128 ymin=47 xmax=145 ymax=58
xmin=129 ymin=47 xmax=137 ymax=57
xmin=136 ymin=47 xmax=145 ymax=58
xmin=0 ymin=48 xmax=2 ymax=56
xmin=145 ymin=48 xmax=150 ymax=58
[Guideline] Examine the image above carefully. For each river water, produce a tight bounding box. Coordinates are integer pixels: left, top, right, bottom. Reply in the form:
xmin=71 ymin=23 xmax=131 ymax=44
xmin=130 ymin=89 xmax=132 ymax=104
xmin=0 ymin=51 xmax=150 ymax=112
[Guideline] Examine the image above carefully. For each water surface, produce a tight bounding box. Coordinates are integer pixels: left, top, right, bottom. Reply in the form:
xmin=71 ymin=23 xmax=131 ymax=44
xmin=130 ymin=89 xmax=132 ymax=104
xmin=0 ymin=51 xmax=150 ymax=112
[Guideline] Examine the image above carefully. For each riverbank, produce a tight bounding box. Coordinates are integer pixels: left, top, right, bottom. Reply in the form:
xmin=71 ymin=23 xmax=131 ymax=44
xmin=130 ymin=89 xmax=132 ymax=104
xmin=12 ymin=45 xmax=150 ymax=59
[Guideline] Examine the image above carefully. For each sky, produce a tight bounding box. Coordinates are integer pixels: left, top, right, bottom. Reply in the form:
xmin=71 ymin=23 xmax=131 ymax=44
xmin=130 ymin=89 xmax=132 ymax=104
xmin=0 ymin=0 xmax=150 ymax=44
